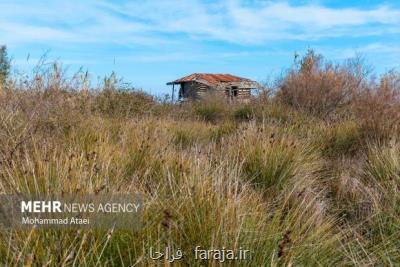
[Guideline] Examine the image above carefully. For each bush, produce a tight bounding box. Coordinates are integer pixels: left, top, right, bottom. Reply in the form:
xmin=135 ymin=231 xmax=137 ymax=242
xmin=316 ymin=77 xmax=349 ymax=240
xmin=233 ymin=104 xmax=253 ymax=121
xmin=356 ymin=143 xmax=400 ymax=264
xmin=195 ymin=102 xmax=224 ymax=122
xmin=244 ymin=145 xmax=296 ymax=189
xmin=94 ymin=88 xmax=156 ymax=117
xmin=0 ymin=45 xmax=10 ymax=88
xmin=242 ymin=132 xmax=316 ymax=191
xmin=354 ymin=71 xmax=400 ymax=141
xmin=277 ymin=49 xmax=364 ymax=117
xmin=320 ymin=120 xmax=362 ymax=157
xmin=209 ymin=121 xmax=236 ymax=143
xmin=364 ymin=143 xmax=400 ymax=184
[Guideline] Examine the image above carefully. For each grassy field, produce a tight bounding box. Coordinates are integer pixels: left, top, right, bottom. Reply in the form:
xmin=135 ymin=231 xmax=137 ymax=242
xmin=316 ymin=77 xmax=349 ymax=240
xmin=0 ymin=51 xmax=399 ymax=266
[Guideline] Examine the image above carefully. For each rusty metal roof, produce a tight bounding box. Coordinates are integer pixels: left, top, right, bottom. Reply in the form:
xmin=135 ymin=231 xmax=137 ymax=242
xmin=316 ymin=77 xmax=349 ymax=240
xmin=167 ymin=73 xmax=254 ymax=86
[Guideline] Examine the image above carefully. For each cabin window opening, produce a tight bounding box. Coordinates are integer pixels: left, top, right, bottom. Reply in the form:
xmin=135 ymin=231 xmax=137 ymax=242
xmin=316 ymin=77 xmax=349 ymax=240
xmin=231 ymin=86 xmax=238 ymax=97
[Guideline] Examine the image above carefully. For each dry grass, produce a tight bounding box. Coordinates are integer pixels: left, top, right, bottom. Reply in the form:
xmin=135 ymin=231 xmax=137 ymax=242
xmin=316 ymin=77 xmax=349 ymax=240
xmin=0 ymin=53 xmax=399 ymax=266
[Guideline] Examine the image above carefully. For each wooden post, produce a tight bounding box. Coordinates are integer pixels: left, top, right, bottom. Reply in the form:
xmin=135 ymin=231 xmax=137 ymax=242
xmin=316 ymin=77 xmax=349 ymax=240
xmin=171 ymin=84 xmax=175 ymax=103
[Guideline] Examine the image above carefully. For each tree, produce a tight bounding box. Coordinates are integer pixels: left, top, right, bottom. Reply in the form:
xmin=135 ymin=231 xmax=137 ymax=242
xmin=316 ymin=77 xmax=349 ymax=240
xmin=0 ymin=45 xmax=11 ymax=87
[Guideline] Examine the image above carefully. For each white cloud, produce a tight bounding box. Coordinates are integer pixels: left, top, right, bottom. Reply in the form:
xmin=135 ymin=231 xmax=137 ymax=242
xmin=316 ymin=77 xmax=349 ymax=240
xmin=0 ymin=0 xmax=399 ymax=46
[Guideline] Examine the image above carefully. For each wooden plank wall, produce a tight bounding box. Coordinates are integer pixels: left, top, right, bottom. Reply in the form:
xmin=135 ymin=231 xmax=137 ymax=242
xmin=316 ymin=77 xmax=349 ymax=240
xmin=181 ymin=81 xmax=252 ymax=102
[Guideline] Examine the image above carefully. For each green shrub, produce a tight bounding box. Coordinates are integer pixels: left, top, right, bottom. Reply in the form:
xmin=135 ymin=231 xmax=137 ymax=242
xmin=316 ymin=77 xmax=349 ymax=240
xmin=195 ymin=103 xmax=224 ymax=122
xmin=320 ymin=120 xmax=362 ymax=157
xmin=173 ymin=128 xmax=196 ymax=147
xmin=242 ymin=136 xmax=314 ymax=191
xmin=233 ymin=104 xmax=253 ymax=121
xmin=0 ymin=45 xmax=10 ymax=87
xmin=94 ymin=89 xmax=156 ymax=117
xmin=209 ymin=121 xmax=236 ymax=143
xmin=353 ymin=144 xmax=400 ymax=265
xmin=364 ymin=144 xmax=400 ymax=184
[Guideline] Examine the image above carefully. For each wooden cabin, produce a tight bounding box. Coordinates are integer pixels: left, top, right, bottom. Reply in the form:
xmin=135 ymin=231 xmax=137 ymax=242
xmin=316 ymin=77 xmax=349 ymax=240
xmin=167 ymin=73 xmax=259 ymax=102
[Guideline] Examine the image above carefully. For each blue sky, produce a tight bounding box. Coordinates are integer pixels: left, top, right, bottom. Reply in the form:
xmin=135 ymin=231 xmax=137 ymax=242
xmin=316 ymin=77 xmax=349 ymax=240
xmin=1 ymin=0 xmax=399 ymax=96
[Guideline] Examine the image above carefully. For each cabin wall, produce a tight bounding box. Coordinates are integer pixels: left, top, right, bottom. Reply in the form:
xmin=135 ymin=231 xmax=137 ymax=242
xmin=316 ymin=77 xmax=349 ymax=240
xmin=180 ymin=81 xmax=252 ymax=103
xmin=181 ymin=81 xmax=212 ymax=100
xmin=216 ymin=82 xmax=251 ymax=102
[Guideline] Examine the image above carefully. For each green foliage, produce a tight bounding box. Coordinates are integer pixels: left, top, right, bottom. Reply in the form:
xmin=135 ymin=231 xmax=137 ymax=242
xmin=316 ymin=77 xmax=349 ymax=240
xmin=194 ymin=102 xmax=224 ymax=122
xmin=173 ymin=128 xmax=195 ymax=147
xmin=94 ymin=88 xmax=156 ymax=117
xmin=350 ymin=144 xmax=400 ymax=265
xmin=244 ymin=145 xmax=296 ymax=190
xmin=242 ymin=132 xmax=315 ymax=191
xmin=365 ymin=144 xmax=400 ymax=184
xmin=320 ymin=120 xmax=362 ymax=157
xmin=233 ymin=104 xmax=253 ymax=121
xmin=0 ymin=45 xmax=10 ymax=87
xmin=209 ymin=121 xmax=236 ymax=142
